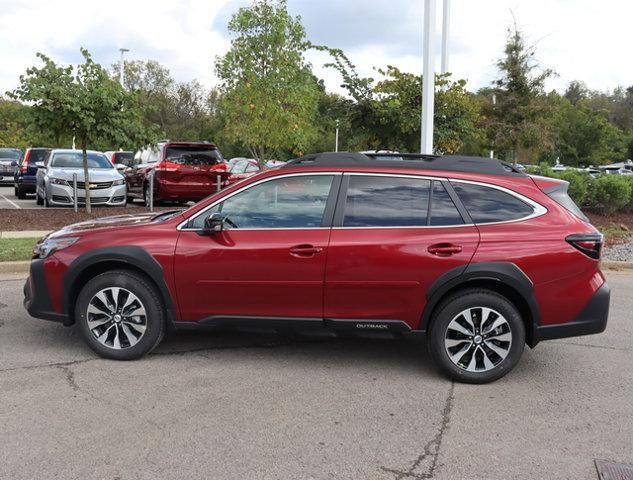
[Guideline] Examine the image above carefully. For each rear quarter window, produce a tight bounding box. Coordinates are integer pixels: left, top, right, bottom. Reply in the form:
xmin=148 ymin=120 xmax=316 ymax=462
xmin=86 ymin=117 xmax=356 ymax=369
xmin=452 ymin=182 xmax=534 ymax=223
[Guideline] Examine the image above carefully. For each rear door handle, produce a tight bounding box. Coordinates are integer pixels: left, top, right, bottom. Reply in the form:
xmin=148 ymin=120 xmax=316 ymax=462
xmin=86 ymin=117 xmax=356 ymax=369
xmin=428 ymin=243 xmax=463 ymax=256
xmin=289 ymin=244 xmax=323 ymax=257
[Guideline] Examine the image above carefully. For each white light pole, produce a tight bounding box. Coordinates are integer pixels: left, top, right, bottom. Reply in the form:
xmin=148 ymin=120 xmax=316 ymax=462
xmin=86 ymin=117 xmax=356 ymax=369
xmin=421 ymin=0 xmax=436 ymax=154
xmin=335 ymin=119 xmax=340 ymax=152
xmin=489 ymin=93 xmax=496 ymax=159
xmin=119 ymin=48 xmax=129 ymax=87
xmin=441 ymin=0 xmax=450 ymax=74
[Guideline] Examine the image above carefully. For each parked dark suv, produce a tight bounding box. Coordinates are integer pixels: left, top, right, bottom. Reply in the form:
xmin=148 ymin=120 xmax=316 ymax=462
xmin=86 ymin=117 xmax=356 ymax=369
xmin=14 ymin=148 xmax=51 ymax=198
xmin=24 ymin=152 xmax=609 ymax=383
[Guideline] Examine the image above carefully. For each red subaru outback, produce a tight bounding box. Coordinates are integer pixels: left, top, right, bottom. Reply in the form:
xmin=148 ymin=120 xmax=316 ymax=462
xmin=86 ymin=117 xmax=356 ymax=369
xmin=24 ymin=152 xmax=609 ymax=383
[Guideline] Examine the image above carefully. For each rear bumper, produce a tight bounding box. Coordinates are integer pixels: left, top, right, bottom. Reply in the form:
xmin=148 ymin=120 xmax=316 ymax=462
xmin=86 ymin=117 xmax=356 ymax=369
xmin=16 ymin=175 xmax=36 ymax=190
xmin=534 ymin=282 xmax=610 ymax=344
xmin=23 ymin=259 xmax=70 ymax=324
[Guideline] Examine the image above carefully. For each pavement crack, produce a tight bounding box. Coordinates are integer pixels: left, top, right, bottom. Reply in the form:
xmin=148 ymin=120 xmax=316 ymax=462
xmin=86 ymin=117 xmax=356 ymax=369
xmin=56 ymin=364 xmax=79 ymax=392
xmin=381 ymin=381 xmax=455 ymax=480
xmin=552 ymin=341 xmax=632 ymax=352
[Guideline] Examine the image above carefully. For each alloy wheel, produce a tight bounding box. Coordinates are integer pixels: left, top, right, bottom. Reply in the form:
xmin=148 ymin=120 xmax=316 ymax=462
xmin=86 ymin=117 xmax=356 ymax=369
xmin=444 ymin=306 xmax=512 ymax=372
xmin=86 ymin=287 xmax=148 ymax=349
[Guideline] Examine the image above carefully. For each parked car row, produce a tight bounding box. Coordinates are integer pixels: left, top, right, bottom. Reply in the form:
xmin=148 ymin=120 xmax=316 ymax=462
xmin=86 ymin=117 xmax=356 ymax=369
xmin=2 ymin=142 xmax=265 ymax=208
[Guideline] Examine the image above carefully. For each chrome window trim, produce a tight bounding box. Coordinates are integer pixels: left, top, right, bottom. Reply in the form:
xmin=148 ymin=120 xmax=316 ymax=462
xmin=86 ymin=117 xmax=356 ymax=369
xmin=177 ymin=172 xmax=341 ymax=231
xmin=177 ymin=171 xmax=548 ymax=232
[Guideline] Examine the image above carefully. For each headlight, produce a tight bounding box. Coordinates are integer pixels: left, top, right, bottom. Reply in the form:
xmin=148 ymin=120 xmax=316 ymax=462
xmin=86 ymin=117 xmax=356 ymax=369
xmin=112 ymin=178 xmax=125 ymax=186
xmin=33 ymin=236 xmax=80 ymax=259
xmin=49 ymin=177 xmax=69 ymax=186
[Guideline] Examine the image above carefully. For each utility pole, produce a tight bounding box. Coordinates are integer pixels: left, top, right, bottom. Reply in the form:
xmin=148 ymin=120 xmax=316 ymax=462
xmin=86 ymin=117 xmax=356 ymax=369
xmin=420 ymin=0 xmax=436 ymax=154
xmin=489 ymin=93 xmax=496 ymax=159
xmin=335 ymin=119 xmax=340 ymax=152
xmin=440 ymin=0 xmax=450 ymax=74
xmin=119 ymin=48 xmax=129 ymax=87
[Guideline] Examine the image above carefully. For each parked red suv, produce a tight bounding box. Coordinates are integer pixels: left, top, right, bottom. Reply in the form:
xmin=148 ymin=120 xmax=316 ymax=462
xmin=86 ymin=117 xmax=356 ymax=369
xmin=125 ymin=141 xmax=228 ymax=205
xmin=24 ymin=152 xmax=609 ymax=383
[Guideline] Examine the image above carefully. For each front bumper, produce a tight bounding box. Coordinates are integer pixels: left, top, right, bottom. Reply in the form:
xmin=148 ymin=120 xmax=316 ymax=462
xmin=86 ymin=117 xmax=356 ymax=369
xmin=47 ymin=183 xmax=127 ymax=207
xmin=534 ymin=282 xmax=610 ymax=343
xmin=23 ymin=259 xmax=70 ymax=324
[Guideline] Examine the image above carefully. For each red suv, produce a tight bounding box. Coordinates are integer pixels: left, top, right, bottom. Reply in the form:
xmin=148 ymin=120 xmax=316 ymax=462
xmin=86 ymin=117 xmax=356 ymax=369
xmin=125 ymin=141 xmax=228 ymax=205
xmin=24 ymin=152 xmax=609 ymax=383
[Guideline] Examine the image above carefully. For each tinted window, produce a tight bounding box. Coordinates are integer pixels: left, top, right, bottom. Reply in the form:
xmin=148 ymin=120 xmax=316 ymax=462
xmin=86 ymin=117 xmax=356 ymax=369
xmin=165 ymin=147 xmax=223 ymax=166
xmin=452 ymin=182 xmax=534 ymax=223
xmin=190 ymin=175 xmax=334 ymax=229
xmin=430 ymin=181 xmax=464 ymax=226
xmin=343 ymin=176 xmax=430 ymax=227
xmin=50 ymin=152 xmax=113 ymax=169
xmin=113 ymin=152 xmax=134 ymax=166
xmin=28 ymin=149 xmax=50 ymax=164
xmin=245 ymin=163 xmax=259 ymax=173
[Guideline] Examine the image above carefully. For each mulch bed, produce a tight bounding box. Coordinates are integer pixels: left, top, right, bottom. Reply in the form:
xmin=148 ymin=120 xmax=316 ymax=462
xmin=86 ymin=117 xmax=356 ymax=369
xmin=0 ymin=207 xmax=174 ymax=231
xmin=586 ymin=211 xmax=633 ymax=231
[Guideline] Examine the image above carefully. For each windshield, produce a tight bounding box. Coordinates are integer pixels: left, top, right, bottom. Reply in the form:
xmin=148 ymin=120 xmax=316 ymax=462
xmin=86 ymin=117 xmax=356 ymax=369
xmin=0 ymin=149 xmax=22 ymax=160
xmin=165 ymin=146 xmax=223 ymax=166
xmin=50 ymin=152 xmax=113 ymax=169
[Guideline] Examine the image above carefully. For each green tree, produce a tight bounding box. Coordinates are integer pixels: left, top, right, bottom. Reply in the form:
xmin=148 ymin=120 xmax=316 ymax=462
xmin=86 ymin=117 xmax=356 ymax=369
xmin=485 ymin=22 xmax=555 ymax=164
xmin=215 ymin=0 xmax=321 ymax=160
xmin=12 ymin=49 xmax=157 ymax=212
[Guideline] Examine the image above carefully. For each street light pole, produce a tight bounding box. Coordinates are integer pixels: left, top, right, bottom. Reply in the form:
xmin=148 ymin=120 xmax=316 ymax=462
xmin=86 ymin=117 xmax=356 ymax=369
xmin=441 ymin=0 xmax=450 ymax=74
xmin=420 ymin=0 xmax=436 ymax=154
xmin=119 ymin=48 xmax=129 ymax=87
xmin=335 ymin=119 xmax=340 ymax=152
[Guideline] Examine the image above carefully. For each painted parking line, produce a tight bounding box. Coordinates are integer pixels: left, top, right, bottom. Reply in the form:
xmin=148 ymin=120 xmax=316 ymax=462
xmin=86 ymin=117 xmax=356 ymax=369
xmin=0 ymin=192 xmax=21 ymax=209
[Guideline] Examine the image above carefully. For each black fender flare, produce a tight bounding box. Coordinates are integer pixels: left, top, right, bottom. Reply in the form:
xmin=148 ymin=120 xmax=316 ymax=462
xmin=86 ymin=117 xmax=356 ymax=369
xmin=420 ymin=262 xmax=540 ymax=344
xmin=63 ymin=246 xmax=176 ymax=324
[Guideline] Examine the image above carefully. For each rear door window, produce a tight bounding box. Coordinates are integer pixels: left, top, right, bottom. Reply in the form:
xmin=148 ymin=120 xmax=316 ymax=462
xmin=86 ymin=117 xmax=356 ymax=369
xmin=166 ymin=146 xmax=223 ymax=166
xmin=28 ymin=149 xmax=50 ymax=164
xmin=452 ymin=182 xmax=534 ymax=223
xmin=343 ymin=175 xmax=430 ymax=227
xmin=430 ymin=181 xmax=464 ymax=226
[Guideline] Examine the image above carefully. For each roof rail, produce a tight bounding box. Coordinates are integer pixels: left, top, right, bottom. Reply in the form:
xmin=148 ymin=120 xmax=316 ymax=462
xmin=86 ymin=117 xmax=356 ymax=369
xmin=282 ymin=152 xmax=526 ymax=177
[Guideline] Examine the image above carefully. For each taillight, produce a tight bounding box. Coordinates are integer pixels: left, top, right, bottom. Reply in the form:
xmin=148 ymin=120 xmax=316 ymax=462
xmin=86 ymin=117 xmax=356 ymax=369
xmin=154 ymin=161 xmax=178 ymax=172
xmin=20 ymin=150 xmax=31 ymax=173
xmin=566 ymin=233 xmax=603 ymax=259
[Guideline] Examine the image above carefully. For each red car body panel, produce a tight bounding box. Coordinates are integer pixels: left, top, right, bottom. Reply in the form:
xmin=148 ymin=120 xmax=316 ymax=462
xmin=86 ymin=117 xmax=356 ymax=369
xmin=324 ymin=226 xmax=480 ymax=328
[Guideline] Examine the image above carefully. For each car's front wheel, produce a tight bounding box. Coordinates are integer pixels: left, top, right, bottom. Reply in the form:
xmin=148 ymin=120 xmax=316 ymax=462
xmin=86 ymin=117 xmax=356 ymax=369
xmin=75 ymin=270 xmax=166 ymax=360
xmin=428 ymin=289 xmax=525 ymax=384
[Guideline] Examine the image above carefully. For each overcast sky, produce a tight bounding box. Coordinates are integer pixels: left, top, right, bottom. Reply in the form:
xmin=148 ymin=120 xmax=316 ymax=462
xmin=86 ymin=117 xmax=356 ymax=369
xmin=0 ymin=0 xmax=630 ymax=97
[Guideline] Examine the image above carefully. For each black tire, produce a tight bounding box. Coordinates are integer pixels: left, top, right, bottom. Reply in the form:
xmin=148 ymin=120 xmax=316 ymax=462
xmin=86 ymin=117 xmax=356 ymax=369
xmin=75 ymin=270 xmax=166 ymax=360
xmin=36 ymin=190 xmax=43 ymax=205
xmin=43 ymin=193 xmax=50 ymax=208
xmin=428 ymin=288 xmax=525 ymax=384
xmin=16 ymin=187 xmax=26 ymax=200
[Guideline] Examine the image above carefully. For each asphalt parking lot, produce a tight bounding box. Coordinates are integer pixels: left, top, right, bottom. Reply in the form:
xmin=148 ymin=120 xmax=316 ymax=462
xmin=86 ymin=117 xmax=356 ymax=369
xmin=1 ymin=271 xmax=632 ymax=480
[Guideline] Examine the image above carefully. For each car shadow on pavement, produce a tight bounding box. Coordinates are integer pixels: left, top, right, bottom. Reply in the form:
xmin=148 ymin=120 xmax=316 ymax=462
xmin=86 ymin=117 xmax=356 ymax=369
xmin=154 ymin=330 xmax=440 ymax=378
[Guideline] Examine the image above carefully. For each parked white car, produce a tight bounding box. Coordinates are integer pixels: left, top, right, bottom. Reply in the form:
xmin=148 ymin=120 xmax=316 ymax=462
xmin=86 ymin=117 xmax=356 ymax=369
xmin=35 ymin=149 xmax=127 ymax=207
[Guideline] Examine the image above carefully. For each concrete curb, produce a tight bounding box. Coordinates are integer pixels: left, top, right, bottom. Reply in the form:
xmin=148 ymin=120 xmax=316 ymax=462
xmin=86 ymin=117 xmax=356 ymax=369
xmin=0 ymin=230 xmax=50 ymax=239
xmin=0 ymin=260 xmax=31 ymax=274
xmin=601 ymin=260 xmax=633 ymax=271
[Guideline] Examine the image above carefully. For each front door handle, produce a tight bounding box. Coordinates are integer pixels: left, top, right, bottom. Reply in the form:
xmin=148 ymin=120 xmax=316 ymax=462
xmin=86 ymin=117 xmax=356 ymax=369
xmin=428 ymin=243 xmax=463 ymax=256
xmin=289 ymin=244 xmax=323 ymax=257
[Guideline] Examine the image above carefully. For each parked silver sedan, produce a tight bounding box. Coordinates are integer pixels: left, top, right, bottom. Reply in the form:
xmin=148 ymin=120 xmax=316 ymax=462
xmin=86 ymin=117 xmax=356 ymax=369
xmin=35 ymin=149 xmax=127 ymax=207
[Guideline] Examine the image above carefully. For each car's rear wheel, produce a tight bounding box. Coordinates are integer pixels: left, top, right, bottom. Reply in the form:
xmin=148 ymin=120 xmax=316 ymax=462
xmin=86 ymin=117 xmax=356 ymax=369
xmin=428 ymin=289 xmax=525 ymax=384
xmin=76 ymin=270 xmax=166 ymax=360
xmin=16 ymin=187 xmax=26 ymax=199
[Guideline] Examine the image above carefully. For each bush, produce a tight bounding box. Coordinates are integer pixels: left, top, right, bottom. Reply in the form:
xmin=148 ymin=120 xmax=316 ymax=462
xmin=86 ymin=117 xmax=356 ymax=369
xmin=588 ymin=175 xmax=632 ymax=214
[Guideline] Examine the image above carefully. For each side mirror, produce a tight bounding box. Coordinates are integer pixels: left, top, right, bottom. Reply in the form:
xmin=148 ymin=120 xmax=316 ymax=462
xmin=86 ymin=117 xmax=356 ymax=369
xmin=203 ymin=213 xmax=224 ymax=234
xmin=35 ymin=161 xmax=45 ymax=169
xmin=115 ymin=164 xmax=127 ymax=172
xmin=11 ymin=160 xmax=18 ymax=167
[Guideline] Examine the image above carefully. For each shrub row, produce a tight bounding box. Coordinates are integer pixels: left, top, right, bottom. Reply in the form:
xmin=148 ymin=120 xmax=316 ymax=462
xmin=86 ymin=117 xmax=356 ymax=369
xmin=529 ymin=163 xmax=633 ymax=214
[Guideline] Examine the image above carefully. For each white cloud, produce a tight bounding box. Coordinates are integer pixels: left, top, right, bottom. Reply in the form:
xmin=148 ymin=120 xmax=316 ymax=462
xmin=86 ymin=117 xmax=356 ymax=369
xmin=0 ymin=0 xmax=631 ymax=96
